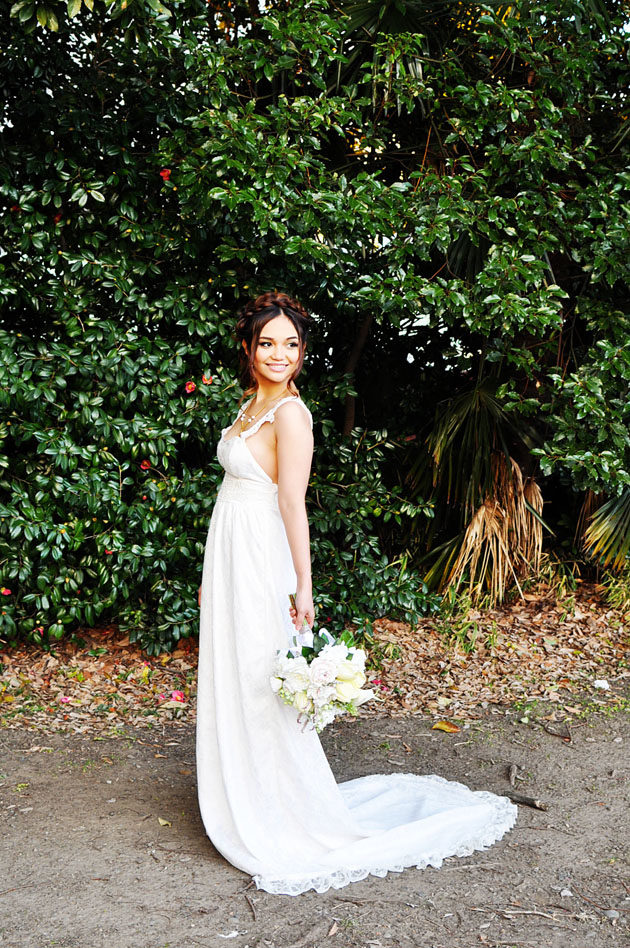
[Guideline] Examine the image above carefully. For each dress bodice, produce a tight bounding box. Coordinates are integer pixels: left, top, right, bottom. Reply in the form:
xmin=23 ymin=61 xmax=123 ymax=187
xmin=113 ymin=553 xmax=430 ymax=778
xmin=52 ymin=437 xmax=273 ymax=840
xmin=217 ymin=396 xmax=312 ymax=485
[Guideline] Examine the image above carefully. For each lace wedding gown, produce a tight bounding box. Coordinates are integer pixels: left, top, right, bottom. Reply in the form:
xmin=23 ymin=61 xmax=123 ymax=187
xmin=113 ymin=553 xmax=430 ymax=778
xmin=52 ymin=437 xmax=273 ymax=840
xmin=196 ymin=396 xmax=517 ymax=896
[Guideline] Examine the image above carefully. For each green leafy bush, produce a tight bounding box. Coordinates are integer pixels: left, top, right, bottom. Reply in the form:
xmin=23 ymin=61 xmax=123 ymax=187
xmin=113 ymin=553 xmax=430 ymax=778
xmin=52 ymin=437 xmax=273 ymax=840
xmin=0 ymin=322 xmax=435 ymax=650
xmin=309 ymin=424 xmax=438 ymax=634
xmin=3 ymin=0 xmax=630 ymax=645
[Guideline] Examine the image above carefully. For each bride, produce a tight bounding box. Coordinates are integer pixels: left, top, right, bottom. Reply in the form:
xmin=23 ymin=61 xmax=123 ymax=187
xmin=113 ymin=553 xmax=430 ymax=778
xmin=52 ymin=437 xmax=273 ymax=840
xmin=196 ymin=291 xmax=517 ymax=896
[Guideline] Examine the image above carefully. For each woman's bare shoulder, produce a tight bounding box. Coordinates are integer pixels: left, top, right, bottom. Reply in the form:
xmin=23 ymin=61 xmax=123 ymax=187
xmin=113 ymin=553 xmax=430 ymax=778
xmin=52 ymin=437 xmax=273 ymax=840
xmin=275 ymin=398 xmax=313 ymax=430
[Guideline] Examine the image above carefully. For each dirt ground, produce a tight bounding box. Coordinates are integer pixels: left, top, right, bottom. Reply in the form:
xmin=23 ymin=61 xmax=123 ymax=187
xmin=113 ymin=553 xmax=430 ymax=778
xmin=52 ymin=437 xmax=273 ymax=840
xmin=1 ymin=709 xmax=628 ymax=948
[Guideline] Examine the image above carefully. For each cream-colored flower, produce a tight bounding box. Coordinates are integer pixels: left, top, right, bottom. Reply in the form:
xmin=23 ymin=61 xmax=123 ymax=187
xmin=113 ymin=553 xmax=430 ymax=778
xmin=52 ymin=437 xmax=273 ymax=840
xmin=354 ymin=687 xmax=375 ymax=706
xmin=320 ymin=643 xmax=349 ymax=665
xmin=293 ymin=690 xmax=310 ymax=712
xmin=307 ymin=682 xmax=336 ymax=705
xmin=336 ymin=664 xmax=366 ymax=687
xmin=309 ymin=656 xmax=338 ymax=686
xmin=285 ymin=668 xmax=310 ymax=693
xmin=335 ymin=680 xmax=361 ymax=703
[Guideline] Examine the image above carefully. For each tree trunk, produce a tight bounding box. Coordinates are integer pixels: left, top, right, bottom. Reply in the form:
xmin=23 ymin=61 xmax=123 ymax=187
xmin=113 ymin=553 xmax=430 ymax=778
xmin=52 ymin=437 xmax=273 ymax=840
xmin=342 ymin=313 xmax=374 ymax=435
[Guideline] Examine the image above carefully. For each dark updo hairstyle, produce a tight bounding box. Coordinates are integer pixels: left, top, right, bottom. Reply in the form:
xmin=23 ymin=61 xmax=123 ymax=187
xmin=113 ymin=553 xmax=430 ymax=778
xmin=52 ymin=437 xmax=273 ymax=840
xmin=235 ymin=291 xmax=310 ymax=395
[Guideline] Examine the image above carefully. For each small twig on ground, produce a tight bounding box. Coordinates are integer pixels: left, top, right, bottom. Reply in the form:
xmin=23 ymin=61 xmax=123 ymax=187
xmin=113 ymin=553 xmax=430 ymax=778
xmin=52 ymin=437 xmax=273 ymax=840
xmin=334 ymin=896 xmax=421 ymax=905
xmin=243 ymin=892 xmax=257 ymax=920
xmin=504 ymin=790 xmax=549 ymax=810
xmin=570 ymin=885 xmax=612 ymax=912
xmin=0 ymin=882 xmax=39 ymax=897
xmin=508 ymin=763 xmax=524 ymax=787
xmin=439 ymin=862 xmax=501 ymax=870
xmin=519 ymin=823 xmax=577 ymax=836
xmin=471 ymin=906 xmax=564 ymax=922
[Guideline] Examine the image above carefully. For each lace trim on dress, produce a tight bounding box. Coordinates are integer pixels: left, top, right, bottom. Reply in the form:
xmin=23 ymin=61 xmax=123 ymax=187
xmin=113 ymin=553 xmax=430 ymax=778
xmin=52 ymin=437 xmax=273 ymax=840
xmin=240 ymin=396 xmax=312 ymax=440
xmin=252 ymin=773 xmax=518 ymax=896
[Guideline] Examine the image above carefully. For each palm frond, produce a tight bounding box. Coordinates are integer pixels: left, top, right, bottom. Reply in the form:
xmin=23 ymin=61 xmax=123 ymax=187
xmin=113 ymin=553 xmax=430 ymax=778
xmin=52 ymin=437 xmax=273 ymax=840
xmin=443 ymin=499 xmax=518 ymax=606
xmin=439 ymin=454 xmax=543 ymax=606
xmin=583 ymin=490 xmax=630 ymax=571
xmin=522 ymin=477 xmax=543 ymax=573
xmin=575 ymin=489 xmax=603 ymax=546
xmin=425 ymin=379 xmax=512 ymax=515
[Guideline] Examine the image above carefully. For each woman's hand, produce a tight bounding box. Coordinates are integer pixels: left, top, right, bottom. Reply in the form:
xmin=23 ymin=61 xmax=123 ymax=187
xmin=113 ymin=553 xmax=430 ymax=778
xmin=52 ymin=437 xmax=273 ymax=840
xmin=290 ymin=587 xmax=315 ymax=631
xmin=198 ymin=585 xmax=202 ymax=607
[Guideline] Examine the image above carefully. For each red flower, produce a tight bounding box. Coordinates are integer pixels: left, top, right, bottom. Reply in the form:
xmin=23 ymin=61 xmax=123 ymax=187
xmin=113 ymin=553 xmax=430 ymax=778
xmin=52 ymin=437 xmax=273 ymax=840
xmin=1 ymin=588 xmax=11 ymax=596
xmin=105 ymin=549 xmax=114 ymax=555
xmin=140 ymin=460 xmax=151 ymax=470
xmin=159 ymin=168 xmax=171 ymax=181
xmin=10 ymin=205 xmax=19 ymax=212
xmin=142 ymin=494 xmax=147 ymax=500
xmin=202 ymin=374 xmax=213 ymax=385
xmin=185 ymin=381 xmax=196 ymax=393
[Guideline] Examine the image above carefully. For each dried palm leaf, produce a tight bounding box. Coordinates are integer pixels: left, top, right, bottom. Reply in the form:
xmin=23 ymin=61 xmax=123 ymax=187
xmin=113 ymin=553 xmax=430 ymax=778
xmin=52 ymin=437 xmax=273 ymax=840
xmin=443 ymin=499 xmax=522 ymax=606
xmin=522 ymin=477 xmax=543 ymax=574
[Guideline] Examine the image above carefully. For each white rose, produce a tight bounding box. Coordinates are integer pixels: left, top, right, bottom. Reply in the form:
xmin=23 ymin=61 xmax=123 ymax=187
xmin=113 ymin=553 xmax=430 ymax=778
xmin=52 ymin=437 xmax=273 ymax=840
xmin=285 ymin=668 xmax=310 ymax=693
xmin=270 ymin=676 xmax=283 ymax=694
xmin=307 ymin=682 xmax=336 ymax=706
xmin=319 ymin=643 xmax=348 ymax=665
xmin=309 ymin=656 xmax=338 ymax=686
xmin=275 ymin=652 xmax=298 ymax=678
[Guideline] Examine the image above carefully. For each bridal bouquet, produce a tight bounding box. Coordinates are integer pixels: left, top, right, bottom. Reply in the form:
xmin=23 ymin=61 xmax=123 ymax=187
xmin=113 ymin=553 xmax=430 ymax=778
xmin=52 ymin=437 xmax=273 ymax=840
xmin=270 ymin=604 xmax=375 ymax=732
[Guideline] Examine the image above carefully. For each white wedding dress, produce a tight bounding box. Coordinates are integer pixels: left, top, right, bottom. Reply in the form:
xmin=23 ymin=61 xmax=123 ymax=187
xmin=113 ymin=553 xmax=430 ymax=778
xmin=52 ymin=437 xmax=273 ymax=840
xmin=196 ymin=397 xmax=517 ymax=896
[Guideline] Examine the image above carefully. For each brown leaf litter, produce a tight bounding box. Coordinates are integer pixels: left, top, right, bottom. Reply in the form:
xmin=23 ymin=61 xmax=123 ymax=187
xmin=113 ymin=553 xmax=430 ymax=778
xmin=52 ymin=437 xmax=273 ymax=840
xmin=0 ymin=582 xmax=627 ymax=736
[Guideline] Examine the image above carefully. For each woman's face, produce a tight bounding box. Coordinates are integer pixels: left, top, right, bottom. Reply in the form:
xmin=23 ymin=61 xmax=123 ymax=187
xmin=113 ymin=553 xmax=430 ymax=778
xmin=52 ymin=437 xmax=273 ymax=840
xmin=249 ymin=314 xmax=302 ymax=387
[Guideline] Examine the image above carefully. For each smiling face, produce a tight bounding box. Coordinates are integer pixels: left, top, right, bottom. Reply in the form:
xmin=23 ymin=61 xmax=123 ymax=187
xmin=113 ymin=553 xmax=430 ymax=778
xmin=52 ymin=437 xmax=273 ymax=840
xmin=249 ymin=313 xmax=303 ymax=388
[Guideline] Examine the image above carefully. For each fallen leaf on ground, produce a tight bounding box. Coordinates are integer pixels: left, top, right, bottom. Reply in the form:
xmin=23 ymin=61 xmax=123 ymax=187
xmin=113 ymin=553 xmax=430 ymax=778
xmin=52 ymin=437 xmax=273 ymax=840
xmin=432 ymin=720 xmax=461 ymax=733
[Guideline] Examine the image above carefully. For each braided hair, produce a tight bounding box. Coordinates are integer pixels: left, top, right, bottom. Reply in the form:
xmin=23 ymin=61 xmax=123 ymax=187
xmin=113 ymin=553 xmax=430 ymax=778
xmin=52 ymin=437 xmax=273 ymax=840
xmin=235 ymin=292 xmax=310 ymax=395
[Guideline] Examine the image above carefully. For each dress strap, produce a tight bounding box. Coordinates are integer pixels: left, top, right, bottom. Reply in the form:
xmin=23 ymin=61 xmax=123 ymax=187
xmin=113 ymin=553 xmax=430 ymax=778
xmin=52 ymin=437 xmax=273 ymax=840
xmin=242 ymin=396 xmax=312 ymax=439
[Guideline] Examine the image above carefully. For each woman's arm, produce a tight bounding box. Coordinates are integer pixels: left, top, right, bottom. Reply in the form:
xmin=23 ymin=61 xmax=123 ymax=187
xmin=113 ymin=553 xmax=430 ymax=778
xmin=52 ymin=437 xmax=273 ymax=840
xmin=275 ymin=403 xmax=315 ymax=631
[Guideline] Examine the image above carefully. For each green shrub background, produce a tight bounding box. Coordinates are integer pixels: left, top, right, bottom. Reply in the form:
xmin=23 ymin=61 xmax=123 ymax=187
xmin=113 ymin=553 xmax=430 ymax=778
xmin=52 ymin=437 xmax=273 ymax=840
xmin=1 ymin=0 xmax=628 ymax=651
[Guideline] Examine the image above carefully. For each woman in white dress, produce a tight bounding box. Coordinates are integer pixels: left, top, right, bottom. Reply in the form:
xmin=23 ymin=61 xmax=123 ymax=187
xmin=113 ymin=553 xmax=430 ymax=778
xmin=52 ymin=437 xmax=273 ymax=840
xmin=196 ymin=291 xmax=517 ymax=896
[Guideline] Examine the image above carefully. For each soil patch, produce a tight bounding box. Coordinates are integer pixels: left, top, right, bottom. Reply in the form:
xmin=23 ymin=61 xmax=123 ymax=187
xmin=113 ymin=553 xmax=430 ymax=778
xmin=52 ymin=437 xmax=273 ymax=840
xmin=1 ymin=712 xmax=628 ymax=948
